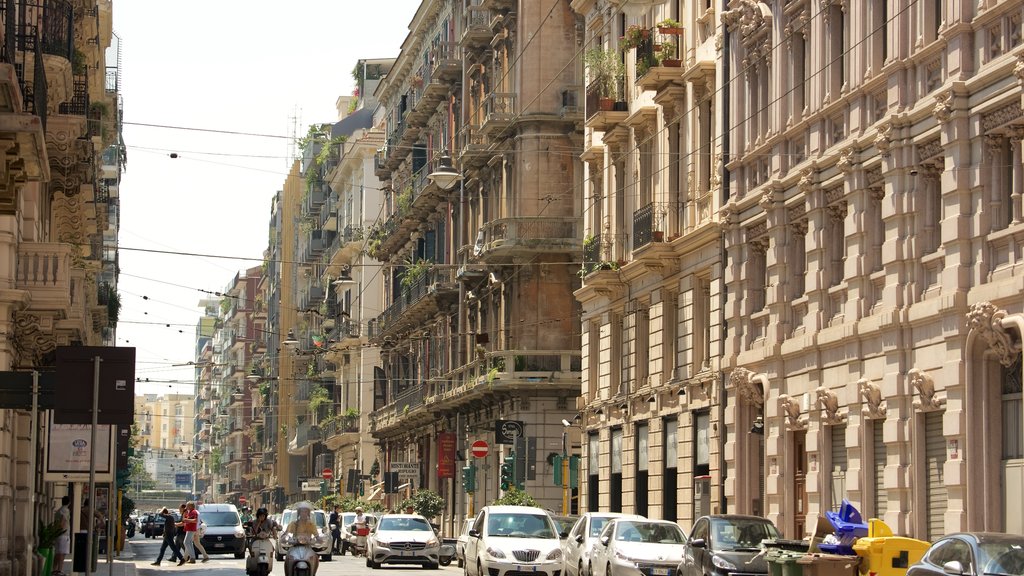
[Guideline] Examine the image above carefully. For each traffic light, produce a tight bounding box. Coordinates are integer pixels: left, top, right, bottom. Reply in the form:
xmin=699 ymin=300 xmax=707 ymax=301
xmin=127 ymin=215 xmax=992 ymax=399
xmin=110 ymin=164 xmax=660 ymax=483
xmin=462 ymin=464 xmax=476 ymax=493
xmin=552 ymin=455 xmax=563 ymax=486
xmin=568 ymin=456 xmax=580 ymax=488
xmin=500 ymin=454 xmax=515 ymax=491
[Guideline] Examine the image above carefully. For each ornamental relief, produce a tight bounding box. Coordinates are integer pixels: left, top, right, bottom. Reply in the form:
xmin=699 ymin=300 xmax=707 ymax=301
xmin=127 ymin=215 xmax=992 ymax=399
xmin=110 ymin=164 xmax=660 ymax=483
xmin=779 ymin=393 xmax=807 ymax=429
xmin=859 ymin=378 xmax=887 ymax=419
xmin=816 ymin=386 xmax=846 ymax=424
xmin=11 ymin=312 xmax=58 ymax=368
xmin=981 ymin=102 xmax=1023 ymax=133
xmin=967 ymin=301 xmax=1022 ymax=367
xmin=729 ymin=367 xmax=765 ymax=408
xmin=909 ymin=368 xmax=945 ymax=412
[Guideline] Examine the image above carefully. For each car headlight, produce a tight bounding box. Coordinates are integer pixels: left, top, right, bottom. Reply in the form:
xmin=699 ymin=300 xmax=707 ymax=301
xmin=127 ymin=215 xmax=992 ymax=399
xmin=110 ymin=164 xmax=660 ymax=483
xmin=376 ymin=540 xmax=389 ymax=547
xmin=234 ymin=527 xmax=245 ymax=538
xmin=546 ymin=549 xmax=562 ymax=560
xmin=712 ymin=555 xmax=737 ymax=571
xmin=486 ymin=547 xmax=506 ymax=559
xmin=426 ymin=538 xmax=439 ymax=547
xmin=613 ymin=550 xmax=636 ymax=562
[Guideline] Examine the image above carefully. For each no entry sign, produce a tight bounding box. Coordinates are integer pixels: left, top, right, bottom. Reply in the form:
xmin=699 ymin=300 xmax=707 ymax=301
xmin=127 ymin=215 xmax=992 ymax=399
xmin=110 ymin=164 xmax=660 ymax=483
xmin=471 ymin=440 xmax=489 ymax=458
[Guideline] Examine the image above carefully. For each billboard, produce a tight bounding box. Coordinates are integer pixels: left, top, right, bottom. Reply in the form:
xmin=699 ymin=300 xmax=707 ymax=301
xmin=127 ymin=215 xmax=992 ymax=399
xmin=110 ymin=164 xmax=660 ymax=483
xmin=175 ymin=472 xmax=192 ymax=489
xmin=44 ymin=412 xmax=114 ymax=482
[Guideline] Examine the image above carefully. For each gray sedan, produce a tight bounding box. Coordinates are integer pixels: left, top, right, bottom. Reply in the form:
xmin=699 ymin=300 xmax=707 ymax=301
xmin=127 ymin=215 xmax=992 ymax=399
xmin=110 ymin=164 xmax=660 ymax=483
xmin=590 ymin=520 xmax=687 ymax=576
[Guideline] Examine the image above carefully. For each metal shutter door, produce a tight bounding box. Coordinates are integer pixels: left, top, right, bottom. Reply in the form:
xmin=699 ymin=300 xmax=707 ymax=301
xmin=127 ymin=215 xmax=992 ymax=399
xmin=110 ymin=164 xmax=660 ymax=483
xmin=830 ymin=425 xmax=848 ymax=511
xmin=925 ymin=412 xmax=947 ymax=540
xmin=873 ymin=421 xmax=887 ymax=517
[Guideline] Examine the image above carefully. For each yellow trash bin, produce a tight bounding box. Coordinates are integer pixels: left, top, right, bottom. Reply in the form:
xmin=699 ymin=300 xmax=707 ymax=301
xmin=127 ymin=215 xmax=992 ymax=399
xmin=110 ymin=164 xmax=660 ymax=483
xmin=852 ymin=521 xmax=930 ymax=576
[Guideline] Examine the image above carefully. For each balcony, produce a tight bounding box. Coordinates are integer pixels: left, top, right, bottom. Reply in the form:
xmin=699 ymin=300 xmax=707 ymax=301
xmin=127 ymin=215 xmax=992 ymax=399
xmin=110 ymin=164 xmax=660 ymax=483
xmin=370 ymin=266 xmax=458 ymax=342
xmin=456 ymin=244 xmax=488 ymax=283
xmin=458 ymin=125 xmax=490 ymax=168
xmin=287 ymin=420 xmax=312 ymax=455
xmin=57 ymin=72 xmax=88 ymax=116
xmin=323 ymin=415 xmax=361 ymax=451
xmin=16 ymin=242 xmax=71 ymax=310
xmin=476 ymin=217 xmax=580 ymax=262
xmin=370 ymin=386 xmax=425 ymax=433
xmin=461 ymin=4 xmax=492 ymax=48
xmin=482 ymin=0 xmax=515 ymax=10
xmin=481 ymin=93 xmax=516 ymax=136
xmin=325 ymin=225 xmax=364 ymax=271
xmin=634 ymin=32 xmax=686 ymax=92
xmin=632 ymin=202 xmax=668 ymax=249
xmin=584 ymin=80 xmax=627 ymax=131
xmin=430 ymin=41 xmax=461 ymax=82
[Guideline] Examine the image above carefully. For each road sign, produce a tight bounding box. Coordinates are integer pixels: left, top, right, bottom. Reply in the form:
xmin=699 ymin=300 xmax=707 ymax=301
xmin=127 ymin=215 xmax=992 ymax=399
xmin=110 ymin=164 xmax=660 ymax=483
xmin=300 ymin=481 xmax=321 ymax=492
xmin=471 ymin=440 xmax=489 ymax=458
xmin=322 ymin=468 xmax=333 ymax=480
xmin=239 ymin=495 xmax=247 ymax=504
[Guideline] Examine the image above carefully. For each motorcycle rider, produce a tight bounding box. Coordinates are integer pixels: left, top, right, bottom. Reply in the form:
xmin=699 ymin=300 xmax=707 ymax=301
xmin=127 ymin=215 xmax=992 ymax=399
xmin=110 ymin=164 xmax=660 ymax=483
xmin=283 ymin=502 xmax=320 ymax=576
xmin=349 ymin=507 xmax=369 ymax=557
xmin=246 ymin=508 xmax=277 ymax=576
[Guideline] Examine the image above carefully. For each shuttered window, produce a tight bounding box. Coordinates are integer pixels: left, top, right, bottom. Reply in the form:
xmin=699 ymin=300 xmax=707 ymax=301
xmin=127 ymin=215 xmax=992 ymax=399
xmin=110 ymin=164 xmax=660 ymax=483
xmin=925 ymin=412 xmax=947 ymax=541
xmin=1003 ymin=355 xmax=1022 ymax=460
xmin=830 ymin=424 xmax=848 ymax=512
xmin=873 ymin=421 xmax=887 ymax=517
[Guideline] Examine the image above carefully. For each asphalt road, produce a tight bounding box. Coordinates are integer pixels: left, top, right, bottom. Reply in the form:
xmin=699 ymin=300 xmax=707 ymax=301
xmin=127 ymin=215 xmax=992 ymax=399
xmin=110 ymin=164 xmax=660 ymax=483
xmin=128 ymin=534 xmax=463 ymax=576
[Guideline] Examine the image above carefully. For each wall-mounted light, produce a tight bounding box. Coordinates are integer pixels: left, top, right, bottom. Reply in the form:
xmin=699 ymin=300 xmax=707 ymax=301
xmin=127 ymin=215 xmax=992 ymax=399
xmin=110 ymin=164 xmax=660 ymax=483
xmin=750 ymin=416 xmax=765 ymax=435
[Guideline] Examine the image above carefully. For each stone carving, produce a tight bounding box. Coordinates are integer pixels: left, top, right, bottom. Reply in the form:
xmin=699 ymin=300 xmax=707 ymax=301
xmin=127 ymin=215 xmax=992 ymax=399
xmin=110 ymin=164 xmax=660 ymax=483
xmin=779 ymin=393 xmax=807 ymax=429
xmin=799 ymin=168 xmax=816 ymax=194
xmin=729 ymin=367 xmax=764 ymax=408
xmin=720 ymin=205 xmax=737 ymax=226
xmin=837 ymin=147 xmax=855 ymax=173
xmin=859 ymin=378 xmax=887 ymax=419
xmin=787 ymin=201 xmax=806 ymax=222
xmin=866 ymin=165 xmax=884 ymax=186
xmin=824 ymin=185 xmax=845 ymax=205
xmin=11 ymin=312 xmax=57 ymax=368
xmin=967 ymin=302 xmax=1022 ymax=367
xmin=759 ymin=188 xmax=777 ymax=209
xmin=875 ymin=121 xmax=893 ymax=158
xmin=934 ymin=90 xmax=953 ymax=122
xmin=909 ymin=368 xmax=945 ymax=412
xmin=747 ymin=220 xmax=768 ymax=240
xmin=816 ymin=386 xmax=846 ymax=424
xmin=827 ymin=201 xmax=848 ymax=222
xmin=916 ymin=138 xmax=943 ymax=163
xmin=1015 ymin=51 xmax=1024 ymax=86
xmin=981 ymin=102 xmax=1023 ymax=133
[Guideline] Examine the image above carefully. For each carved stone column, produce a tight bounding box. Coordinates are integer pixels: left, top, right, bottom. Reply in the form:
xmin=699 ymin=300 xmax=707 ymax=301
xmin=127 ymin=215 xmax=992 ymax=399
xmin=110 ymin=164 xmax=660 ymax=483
xmin=1009 ymin=126 xmax=1024 ymax=225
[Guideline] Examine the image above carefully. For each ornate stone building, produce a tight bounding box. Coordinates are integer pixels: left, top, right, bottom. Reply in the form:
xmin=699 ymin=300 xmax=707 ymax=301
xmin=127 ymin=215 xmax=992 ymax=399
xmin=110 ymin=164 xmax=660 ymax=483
xmin=572 ymin=0 xmax=725 ymax=526
xmin=0 ymin=0 xmax=123 ymax=573
xmin=721 ymin=0 xmax=1024 ymax=540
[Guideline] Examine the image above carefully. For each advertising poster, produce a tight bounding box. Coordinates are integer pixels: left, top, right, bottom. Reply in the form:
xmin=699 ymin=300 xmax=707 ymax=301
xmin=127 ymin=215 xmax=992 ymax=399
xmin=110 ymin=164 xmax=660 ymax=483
xmin=44 ymin=412 xmax=114 ymax=482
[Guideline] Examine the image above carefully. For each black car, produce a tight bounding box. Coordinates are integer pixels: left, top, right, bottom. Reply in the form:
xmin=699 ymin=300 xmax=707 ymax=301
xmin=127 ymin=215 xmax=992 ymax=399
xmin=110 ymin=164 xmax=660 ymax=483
xmin=678 ymin=515 xmax=780 ymax=576
xmin=141 ymin=514 xmax=161 ymax=538
xmin=907 ymin=532 xmax=1024 ymax=576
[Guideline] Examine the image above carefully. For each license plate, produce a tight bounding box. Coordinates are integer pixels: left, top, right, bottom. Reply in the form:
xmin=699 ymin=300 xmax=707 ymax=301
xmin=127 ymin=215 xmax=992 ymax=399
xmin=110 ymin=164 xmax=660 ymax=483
xmin=401 ymin=551 xmax=412 ymax=557
xmin=651 ymin=569 xmax=671 ymax=576
xmin=515 ymin=566 xmax=538 ymax=572
xmin=213 ymin=543 xmax=225 ymax=548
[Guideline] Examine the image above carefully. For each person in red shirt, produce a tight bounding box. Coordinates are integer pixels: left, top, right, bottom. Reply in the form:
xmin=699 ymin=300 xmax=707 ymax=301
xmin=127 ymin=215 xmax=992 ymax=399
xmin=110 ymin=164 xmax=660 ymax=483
xmin=182 ymin=501 xmax=199 ymax=563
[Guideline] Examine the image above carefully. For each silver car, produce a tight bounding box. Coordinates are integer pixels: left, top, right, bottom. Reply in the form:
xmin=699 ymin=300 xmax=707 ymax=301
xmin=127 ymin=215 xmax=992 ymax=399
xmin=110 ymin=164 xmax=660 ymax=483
xmin=563 ymin=513 xmax=644 ymax=576
xmin=366 ymin=514 xmax=440 ymax=569
xmin=455 ymin=518 xmax=474 ymax=568
xmin=590 ymin=519 xmax=687 ymax=576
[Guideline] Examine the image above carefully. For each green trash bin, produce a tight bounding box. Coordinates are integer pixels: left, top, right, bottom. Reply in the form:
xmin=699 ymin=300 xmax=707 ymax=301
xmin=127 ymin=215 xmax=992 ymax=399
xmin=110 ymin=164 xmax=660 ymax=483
xmin=797 ymin=553 xmax=861 ymax=576
xmin=767 ymin=547 xmax=810 ymax=576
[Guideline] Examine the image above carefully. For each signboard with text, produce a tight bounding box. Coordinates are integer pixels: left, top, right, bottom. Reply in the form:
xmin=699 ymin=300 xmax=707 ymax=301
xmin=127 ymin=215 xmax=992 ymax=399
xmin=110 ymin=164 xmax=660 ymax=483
xmin=390 ymin=461 xmax=419 ymax=482
xmin=437 ymin=433 xmax=456 ymax=478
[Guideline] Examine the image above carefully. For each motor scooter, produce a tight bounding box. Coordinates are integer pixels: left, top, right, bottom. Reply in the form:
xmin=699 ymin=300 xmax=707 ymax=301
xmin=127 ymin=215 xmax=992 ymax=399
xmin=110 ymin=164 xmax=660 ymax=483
xmin=283 ymin=533 xmax=319 ymax=576
xmin=246 ymin=526 xmax=275 ymax=576
xmin=349 ymin=522 xmax=370 ymax=557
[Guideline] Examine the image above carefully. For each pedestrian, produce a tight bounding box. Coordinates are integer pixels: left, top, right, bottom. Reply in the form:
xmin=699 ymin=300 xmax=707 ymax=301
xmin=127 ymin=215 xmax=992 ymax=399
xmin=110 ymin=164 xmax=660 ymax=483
xmin=52 ymin=496 xmax=70 ymax=576
xmin=191 ymin=503 xmax=209 ymax=563
xmin=175 ymin=504 xmax=190 ymax=564
xmin=181 ymin=501 xmax=200 ymax=564
xmin=328 ymin=505 xmax=341 ymax=554
xmin=151 ymin=508 xmax=184 ymax=566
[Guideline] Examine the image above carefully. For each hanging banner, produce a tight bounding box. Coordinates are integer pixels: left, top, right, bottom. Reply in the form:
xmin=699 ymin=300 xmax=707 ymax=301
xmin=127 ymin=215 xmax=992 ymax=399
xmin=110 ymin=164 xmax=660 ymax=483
xmin=437 ymin=432 xmax=456 ymax=478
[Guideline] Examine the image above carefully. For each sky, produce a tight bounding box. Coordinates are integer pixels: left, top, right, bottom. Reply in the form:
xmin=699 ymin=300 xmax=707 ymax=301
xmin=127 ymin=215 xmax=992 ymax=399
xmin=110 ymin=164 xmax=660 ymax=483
xmin=116 ymin=1 xmax=418 ymax=396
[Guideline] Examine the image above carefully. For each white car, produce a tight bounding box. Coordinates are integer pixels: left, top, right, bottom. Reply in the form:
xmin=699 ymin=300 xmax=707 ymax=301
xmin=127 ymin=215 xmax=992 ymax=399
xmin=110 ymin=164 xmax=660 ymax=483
xmin=455 ymin=518 xmax=474 ymax=568
xmin=563 ymin=513 xmax=644 ymax=576
xmin=464 ymin=506 xmax=563 ymax=576
xmin=590 ymin=519 xmax=687 ymax=576
xmin=277 ymin=507 xmax=333 ymax=561
xmin=366 ymin=514 xmax=440 ymax=569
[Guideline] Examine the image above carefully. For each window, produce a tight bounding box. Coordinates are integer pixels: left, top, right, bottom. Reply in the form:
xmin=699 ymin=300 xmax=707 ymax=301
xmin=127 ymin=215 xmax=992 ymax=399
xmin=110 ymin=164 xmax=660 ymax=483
xmin=695 ymin=411 xmax=710 ymax=477
xmin=588 ymin=433 xmax=600 ymax=512
xmin=695 ymin=276 xmax=712 ymax=371
xmin=636 ymin=424 xmax=649 ymax=517
xmin=921 ymin=168 xmax=942 ymax=254
xmin=826 ymin=196 xmax=847 ymax=287
xmin=828 ymin=4 xmax=847 ymax=96
xmin=663 ymin=418 xmax=678 ymax=521
xmin=748 ymin=237 xmax=768 ymax=313
xmin=610 ymin=428 xmax=623 ymax=512
xmin=927 ymin=538 xmax=974 ymax=572
xmin=1002 ymin=354 xmax=1023 ymax=460
xmin=663 ymin=292 xmax=678 ymax=383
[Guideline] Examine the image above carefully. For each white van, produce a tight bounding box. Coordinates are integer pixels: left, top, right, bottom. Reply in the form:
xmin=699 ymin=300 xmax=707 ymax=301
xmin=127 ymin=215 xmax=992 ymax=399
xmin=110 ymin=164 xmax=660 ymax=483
xmin=197 ymin=503 xmax=245 ymax=558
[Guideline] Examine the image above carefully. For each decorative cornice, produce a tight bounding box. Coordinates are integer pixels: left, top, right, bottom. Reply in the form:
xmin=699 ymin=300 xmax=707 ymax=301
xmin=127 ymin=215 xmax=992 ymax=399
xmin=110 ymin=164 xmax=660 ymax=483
xmin=981 ymin=102 xmax=1023 ymax=133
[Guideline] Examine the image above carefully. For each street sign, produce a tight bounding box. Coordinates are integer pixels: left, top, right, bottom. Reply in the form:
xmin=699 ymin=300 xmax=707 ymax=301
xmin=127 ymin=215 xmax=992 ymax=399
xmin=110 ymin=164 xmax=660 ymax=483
xmin=495 ymin=420 xmax=524 ymax=445
xmin=239 ymin=495 xmax=247 ymax=504
xmin=300 ymin=481 xmax=321 ymax=492
xmin=54 ymin=346 xmax=136 ymax=425
xmin=471 ymin=440 xmax=489 ymax=458
xmin=322 ymin=468 xmax=333 ymax=480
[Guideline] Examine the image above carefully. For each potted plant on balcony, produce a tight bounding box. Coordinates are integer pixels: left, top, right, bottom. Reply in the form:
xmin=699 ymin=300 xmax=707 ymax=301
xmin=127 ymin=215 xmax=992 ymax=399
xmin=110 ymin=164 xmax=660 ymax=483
xmin=657 ymin=39 xmax=682 ymax=67
xmin=620 ymin=24 xmax=650 ymax=50
xmin=657 ymin=18 xmax=684 ymax=35
xmin=584 ymin=48 xmax=624 ymax=111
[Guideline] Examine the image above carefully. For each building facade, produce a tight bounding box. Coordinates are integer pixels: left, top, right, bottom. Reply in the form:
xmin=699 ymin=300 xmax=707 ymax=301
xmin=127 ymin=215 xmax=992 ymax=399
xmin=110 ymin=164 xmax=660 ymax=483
xmin=0 ymin=0 xmax=123 ymax=572
xmin=366 ymin=0 xmax=583 ymax=526
xmin=721 ymin=0 xmax=1024 ymax=540
xmin=573 ymin=0 xmax=725 ymax=526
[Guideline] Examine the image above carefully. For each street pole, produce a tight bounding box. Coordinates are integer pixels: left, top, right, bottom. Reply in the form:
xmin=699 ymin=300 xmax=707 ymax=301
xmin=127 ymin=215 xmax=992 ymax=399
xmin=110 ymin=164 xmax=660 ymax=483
xmin=561 ymin=430 xmax=568 ymax=515
xmin=86 ymin=355 xmax=102 ymax=576
xmin=27 ymin=372 xmax=38 ymax=576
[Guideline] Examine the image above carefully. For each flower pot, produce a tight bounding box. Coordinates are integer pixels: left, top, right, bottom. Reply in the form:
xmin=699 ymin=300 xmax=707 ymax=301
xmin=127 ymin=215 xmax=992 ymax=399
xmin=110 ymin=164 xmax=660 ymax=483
xmin=598 ymin=98 xmax=615 ymax=111
xmin=652 ymin=231 xmax=665 ymax=242
xmin=658 ymin=26 xmax=685 ymax=35
xmin=38 ymin=547 xmax=53 ymax=576
xmin=661 ymin=59 xmax=682 ymax=67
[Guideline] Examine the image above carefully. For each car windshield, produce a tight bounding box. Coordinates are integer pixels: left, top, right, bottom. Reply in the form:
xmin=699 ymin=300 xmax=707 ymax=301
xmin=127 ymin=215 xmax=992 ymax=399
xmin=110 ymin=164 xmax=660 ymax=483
xmin=313 ymin=511 xmax=327 ymax=528
xmin=615 ymin=521 xmax=685 ymax=544
xmin=486 ymin=513 xmax=556 ymax=539
xmin=201 ymin=512 xmax=240 ymax=527
xmin=378 ymin=517 xmax=432 ymax=532
xmin=341 ymin=513 xmax=355 ymax=525
xmin=977 ymin=537 xmax=1024 ymax=575
xmin=590 ymin=517 xmax=612 ymax=537
xmin=710 ymin=518 xmax=779 ymax=551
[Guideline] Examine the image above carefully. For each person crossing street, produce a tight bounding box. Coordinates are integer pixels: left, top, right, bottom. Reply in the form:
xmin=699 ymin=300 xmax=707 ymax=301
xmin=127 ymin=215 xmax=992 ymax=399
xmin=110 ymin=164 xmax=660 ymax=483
xmin=151 ymin=508 xmax=184 ymax=566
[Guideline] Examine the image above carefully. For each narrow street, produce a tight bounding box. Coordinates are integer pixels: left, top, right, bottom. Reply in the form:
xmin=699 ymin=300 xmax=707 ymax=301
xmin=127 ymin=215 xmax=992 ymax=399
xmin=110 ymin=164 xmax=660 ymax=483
xmin=127 ymin=536 xmax=462 ymax=576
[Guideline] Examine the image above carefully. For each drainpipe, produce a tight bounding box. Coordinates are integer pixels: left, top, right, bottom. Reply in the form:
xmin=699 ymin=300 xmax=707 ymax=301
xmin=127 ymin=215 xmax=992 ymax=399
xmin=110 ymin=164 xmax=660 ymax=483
xmin=718 ymin=0 xmax=731 ymax=515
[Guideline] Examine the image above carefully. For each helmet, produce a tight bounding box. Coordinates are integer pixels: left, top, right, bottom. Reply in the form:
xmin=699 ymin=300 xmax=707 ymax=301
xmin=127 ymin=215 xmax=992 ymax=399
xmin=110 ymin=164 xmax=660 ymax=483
xmin=256 ymin=508 xmax=268 ymax=518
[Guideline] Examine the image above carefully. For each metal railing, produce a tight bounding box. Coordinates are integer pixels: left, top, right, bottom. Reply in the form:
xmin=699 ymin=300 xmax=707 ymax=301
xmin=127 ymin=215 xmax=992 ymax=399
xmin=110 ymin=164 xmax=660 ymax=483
xmin=479 ymin=217 xmax=579 ymax=253
xmin=633 ymin=202 xmax=668 ymax=249
xmin=373 ymin=266 xmax=456 ymax=336
xmin=58 ymin=71 xmax=88 ymax=115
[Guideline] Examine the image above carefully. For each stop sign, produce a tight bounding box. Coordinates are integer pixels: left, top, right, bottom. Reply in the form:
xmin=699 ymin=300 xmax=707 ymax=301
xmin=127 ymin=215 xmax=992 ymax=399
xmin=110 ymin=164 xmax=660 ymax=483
xmin=322 ymin=468 xmax=333 ymax=480
xmin=471 ymin=440 xmax=489 ymax=458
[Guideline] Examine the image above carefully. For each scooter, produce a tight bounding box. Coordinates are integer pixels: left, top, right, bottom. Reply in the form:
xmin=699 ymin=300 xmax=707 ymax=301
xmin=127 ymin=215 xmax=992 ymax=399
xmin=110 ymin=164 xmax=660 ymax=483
xmin=284 ymin=534 xmax=318 ymax=576
xmin=125 ymin=518 xmax=136 ymax=538
xmin=439 ymin=542 xmax=456 ymax=567
xmin=246 ymin=527 xmax=275 ymax=576
xmin=349 ymin=523 xmax=369 ymax=557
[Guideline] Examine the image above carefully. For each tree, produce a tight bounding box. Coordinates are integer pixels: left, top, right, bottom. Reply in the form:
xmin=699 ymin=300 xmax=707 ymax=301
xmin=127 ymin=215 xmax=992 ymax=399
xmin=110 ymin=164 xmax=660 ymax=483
xmin=402 ymin=490 xmax=445 ymax=521
xmin=490 ymin=487 xmax=538 ymax=507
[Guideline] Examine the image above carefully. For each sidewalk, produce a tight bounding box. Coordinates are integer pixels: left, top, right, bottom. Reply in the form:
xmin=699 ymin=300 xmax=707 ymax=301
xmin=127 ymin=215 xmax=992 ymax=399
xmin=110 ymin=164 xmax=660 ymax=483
xmin=59 ymin=541 xmax=137 ymax=576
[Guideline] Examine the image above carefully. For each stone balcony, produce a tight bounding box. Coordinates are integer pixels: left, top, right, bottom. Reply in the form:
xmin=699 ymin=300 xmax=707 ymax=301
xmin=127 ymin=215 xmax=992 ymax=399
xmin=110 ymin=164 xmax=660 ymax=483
xmin=16 ymin=242 xmax=71 ymax=310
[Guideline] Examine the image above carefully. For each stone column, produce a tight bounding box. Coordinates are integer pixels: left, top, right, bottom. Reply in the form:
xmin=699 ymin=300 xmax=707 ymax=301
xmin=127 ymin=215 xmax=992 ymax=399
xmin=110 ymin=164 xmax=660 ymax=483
xmin=1010 ymin=127 xmax=1023 ymax=225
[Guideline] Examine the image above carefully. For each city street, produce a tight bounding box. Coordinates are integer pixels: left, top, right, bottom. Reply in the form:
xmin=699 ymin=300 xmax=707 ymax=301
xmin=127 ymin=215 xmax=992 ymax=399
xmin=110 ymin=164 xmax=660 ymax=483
xmin=128 ymin=536 xmax=461 ymax=576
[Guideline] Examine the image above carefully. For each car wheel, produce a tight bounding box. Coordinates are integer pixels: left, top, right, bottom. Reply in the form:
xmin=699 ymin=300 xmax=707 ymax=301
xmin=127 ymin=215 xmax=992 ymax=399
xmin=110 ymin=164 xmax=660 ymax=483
xmin=234 ymin=549 xmax=246 ymax=559
xmin=366 ymin=558 xmax=373 ymax=568
xmin=426 ymin=562 xmax=440 ymax=569
xmin=607 ymin=563 xmax=612 ymax=576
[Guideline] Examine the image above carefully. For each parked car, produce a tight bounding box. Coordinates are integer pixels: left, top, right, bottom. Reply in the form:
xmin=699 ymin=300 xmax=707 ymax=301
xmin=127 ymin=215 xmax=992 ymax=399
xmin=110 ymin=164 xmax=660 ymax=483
xmin=590 ymin=519 xmax=687 ymax=576
xmin=464 ymin=505 xmax=564 ymax=576
xmin=678 ymin=515 xmax=780 ymax=576
xmin=197 ymin=503 xmax=246 ymax=559
xmin=455 ymin=518 xmax=474 ymax=568
xmin=907 ymin=532 xmax=1024 ymax=576
xmin=563 ymin=513 xmax=644 ymax=576
xmin=141 ymin=513 xmax=162 ymax=538
xmin=551 ymin=515 xmax=580 ymax=539
xmin=365 ymin=513 xmax=441 ymax=569
xmin=277 ymin=506 xmax=333 ymax=561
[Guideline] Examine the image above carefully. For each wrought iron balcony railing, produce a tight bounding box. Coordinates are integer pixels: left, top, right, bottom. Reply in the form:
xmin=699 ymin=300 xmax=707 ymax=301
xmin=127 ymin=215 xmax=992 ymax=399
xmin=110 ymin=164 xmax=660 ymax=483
xmin=633 ymin=202 xmax=668 ymax=249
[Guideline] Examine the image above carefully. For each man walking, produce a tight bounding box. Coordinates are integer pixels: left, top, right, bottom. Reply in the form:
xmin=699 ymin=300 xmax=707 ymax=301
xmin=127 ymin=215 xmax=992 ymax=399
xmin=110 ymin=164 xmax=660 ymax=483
xmin=151 ymin=508 xmax=184 ymax=566
xmin=175 ymin=504 xmax=189 ymax=564
xmin=52 ymin=496 xmax=70 ymax=576
xmin=191 ymin=503 xmax=209 ymax=563
xmin=181 ymin=501 xmax=199 ymax=564
xmin=328 ymin=505 xmax=341 ymax=555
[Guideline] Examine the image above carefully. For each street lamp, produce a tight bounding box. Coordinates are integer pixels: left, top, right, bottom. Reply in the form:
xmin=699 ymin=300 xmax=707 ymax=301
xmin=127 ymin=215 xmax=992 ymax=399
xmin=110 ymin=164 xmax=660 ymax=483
xmin=427 ymin=152 xmax=463 ymax=191
xmin=282 ymin=330 xmax=298 ymax=347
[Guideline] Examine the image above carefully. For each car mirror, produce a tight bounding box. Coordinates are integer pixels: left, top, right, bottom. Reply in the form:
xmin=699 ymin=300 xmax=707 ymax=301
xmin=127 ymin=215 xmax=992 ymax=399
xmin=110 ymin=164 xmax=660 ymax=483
xmin=942 ymin=561 xmax=965 ymax=575
xmin=689 ymin=538 xmax=706 ymax=549
xmin=575 ymin=535 xmax=584 ymax=544
xmin=560 ymin=531 xmax=569 ymax=539
xmin=599 ymin=536 xmax=610 ymax=547
xmin=469 ymin=529 xmax=480 ymax=538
